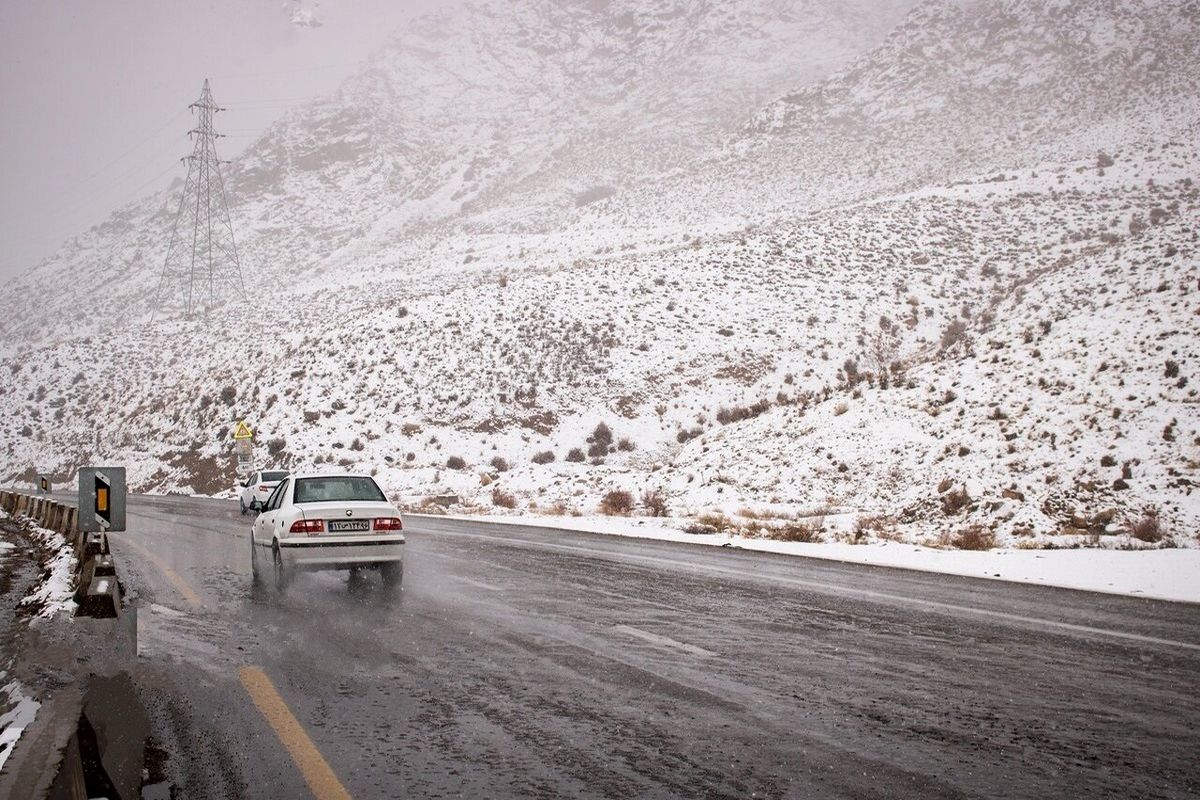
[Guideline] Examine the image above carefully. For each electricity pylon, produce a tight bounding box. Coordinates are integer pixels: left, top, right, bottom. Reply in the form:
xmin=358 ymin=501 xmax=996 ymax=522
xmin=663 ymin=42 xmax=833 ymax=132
xmin=154 ymin=79 xmax=245 ymax=317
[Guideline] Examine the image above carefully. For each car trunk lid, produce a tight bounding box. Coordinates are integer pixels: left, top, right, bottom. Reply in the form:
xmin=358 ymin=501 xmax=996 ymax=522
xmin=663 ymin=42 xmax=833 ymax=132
xmin=297 ymin=502 xmax=400 ymax=535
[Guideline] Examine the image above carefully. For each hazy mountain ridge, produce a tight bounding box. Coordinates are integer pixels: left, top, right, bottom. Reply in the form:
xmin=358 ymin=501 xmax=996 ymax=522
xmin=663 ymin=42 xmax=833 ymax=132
xmin=0 ymin=0 xmax=915 ymax=347
xmin=659 ymin=0 xmax=1200 ymax=217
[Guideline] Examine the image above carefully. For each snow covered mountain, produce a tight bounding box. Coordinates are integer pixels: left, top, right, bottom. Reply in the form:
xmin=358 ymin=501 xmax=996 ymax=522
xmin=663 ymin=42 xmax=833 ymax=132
xmin=0 ymin=0 xmax=916 ymax=343
xmin=1 ymin=0 xmax=1197 ymax=547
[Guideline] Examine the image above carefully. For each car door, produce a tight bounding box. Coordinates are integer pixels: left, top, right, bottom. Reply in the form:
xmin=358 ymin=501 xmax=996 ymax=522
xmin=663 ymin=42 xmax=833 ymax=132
xmin=266 ymin=478 xmax=293 ymax=543
xmin=254 ymin=479 xmax=288 ymax=546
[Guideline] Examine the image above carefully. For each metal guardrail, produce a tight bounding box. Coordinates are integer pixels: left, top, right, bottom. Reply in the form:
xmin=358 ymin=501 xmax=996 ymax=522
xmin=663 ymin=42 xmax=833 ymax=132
xmin=0 ymin=488 xmax=143 ymax=799
xmin=0 ymin=489 xmax=118 ymax=618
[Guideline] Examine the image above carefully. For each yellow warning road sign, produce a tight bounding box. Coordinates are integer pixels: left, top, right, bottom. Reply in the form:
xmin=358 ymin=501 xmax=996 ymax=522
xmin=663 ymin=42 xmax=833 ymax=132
xmin=233 ymin=420 xmax=254 ymax=440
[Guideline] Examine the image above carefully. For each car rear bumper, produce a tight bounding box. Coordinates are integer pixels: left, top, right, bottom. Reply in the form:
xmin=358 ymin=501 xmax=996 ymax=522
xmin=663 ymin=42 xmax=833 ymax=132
xmin=275 ymin=536 xmax=404 ymax=571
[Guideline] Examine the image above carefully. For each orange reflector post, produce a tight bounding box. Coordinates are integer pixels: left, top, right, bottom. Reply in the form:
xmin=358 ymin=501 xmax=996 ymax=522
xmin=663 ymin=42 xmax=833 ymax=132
xmin=97 ymin=487 xmax=109 ymax=513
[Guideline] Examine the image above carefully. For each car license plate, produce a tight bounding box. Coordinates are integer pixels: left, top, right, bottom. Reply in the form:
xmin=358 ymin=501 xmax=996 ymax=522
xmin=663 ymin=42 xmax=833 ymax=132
xmin=328 ymin=520 xmax=370 ymax=532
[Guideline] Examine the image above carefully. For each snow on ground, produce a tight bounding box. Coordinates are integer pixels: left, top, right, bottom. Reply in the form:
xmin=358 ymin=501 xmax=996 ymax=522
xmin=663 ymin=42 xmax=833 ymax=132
xmin=429 ymin=513 xmax=1200 ymax=603
xmin=0 ymin=510 xmax=77 ymax=620
xmin=0 ymin=673 xmax=40 ymax=772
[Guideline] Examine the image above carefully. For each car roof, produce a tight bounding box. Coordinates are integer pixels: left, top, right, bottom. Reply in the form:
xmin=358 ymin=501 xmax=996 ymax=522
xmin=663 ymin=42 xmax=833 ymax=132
xmin=288 ymin=472 xmax=376 ymax=481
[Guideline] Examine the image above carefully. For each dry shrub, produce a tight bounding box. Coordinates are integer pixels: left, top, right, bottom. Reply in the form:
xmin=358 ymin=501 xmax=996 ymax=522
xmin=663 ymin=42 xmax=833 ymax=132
xmin=951 ymin=525 xmax=996 ymax=550
xmin=531 ymin=450 xmax=555 ymax=465
xmin=1131 ymin=513 xmax=1164 ymax=543
xmin=491 ymin=487 xmax=517 ymax=509
xmin=796 ymin=505 xmax=836 ymax=520
xmin=738 ymin=507 xmax=791 ymax=522
xmin=940 ymin=319 xmax=969 ymax=350
xmin=641 ymin=489 xmax=669 ymax=517
xmin=489 ymin=456 xmax=510 ymax=472
xmin=853 ymin=514 xmax=894 ymax=542
xmin=716 ymin=399 xmax=772 ymax=425
xmin=599 ymin=489 xmax=634 ymax=515
xmin=766 ymin=521 xmax=823 ymax=543
xmin=941 ymin=486 xmax=971 ymax=515
xmin=591 ymin=422 xmax=613 ymax=448
xmin=565 ymin=447 xmax=586 ymax=463
xmin=446 ymin=455 xmax=467 ymax=470
xmin=686 ymin=512 xmax=732 ymax=534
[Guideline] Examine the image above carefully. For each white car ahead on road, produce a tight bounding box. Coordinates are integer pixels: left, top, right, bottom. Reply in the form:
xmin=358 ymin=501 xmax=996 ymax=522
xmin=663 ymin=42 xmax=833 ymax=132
xmin=238 ymin=470 xmax=289 ymax=515
xmin=249 ymin=473 xmax=404 ymax=592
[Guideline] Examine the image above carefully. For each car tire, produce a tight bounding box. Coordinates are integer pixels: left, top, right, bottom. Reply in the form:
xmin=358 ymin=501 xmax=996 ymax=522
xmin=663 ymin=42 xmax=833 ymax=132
xmin=380 ymin=561 xmax=403 ymax=590
xmin=272 ymin=543 xmax=290 ymax=593
xmin=250 ymin=533 xmax=261 ymax=584
xmin=240 ymin=499 xmax=247 ymax=516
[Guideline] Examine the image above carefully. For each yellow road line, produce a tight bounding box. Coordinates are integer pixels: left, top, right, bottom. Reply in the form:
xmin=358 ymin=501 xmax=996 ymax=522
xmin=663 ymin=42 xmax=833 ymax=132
xmin=239 ymin=666 xmax=353 ymax=800
xmin=116 ymin=534 xmax=205 ymax=608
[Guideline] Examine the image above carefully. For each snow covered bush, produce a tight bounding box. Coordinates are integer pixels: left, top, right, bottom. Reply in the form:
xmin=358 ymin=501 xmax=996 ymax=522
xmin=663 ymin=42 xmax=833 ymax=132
xmin=949 ymin=525 xmax=996 ymax=551
xmin=491 ymin=487 xmax=517 ymax=509
xmin=641 ymin=489 xmax=668 ymax=517
xmin=599 ymin=490 xmax=634 ymax=516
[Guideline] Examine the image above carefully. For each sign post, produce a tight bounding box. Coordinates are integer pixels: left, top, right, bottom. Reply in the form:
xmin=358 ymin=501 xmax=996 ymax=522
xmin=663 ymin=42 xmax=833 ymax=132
xmin=36 ymin=475 xmax=51 ymax=495
xmin=78 ymin=467 xmax=126 ymax=533
xmin=233 ymin=420 xmax=254 ymax=473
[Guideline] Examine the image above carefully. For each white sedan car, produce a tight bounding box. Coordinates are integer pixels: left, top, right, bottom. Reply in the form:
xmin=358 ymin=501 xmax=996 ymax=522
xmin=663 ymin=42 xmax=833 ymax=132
xmin=250 ymin=473 xmax=404 ymax=592
xmin=238 ymin=470 xmax=289 ymax=515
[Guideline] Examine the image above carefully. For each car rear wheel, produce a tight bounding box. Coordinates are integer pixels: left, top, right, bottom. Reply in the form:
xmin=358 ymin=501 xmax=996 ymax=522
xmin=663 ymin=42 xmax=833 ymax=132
xmin=380 ymin=561 xmax=403 ymax=590
xmin=240 ymin=499 xmax=247 ymax=516
xmin=250 ymin=534 xmax=261 ymax=584
xmin=272 ymin=544 xmax=290 ymax=593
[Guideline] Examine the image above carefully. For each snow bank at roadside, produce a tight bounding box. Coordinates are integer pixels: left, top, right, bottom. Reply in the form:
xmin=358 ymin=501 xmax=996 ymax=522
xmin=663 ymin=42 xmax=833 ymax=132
xmin=430 ymin=513 xmax=1200 ymax=604
xmin=0 ymin=509 xmax=77 ymax=619
xmin=0 ymin=673 xmax=40 ymax=772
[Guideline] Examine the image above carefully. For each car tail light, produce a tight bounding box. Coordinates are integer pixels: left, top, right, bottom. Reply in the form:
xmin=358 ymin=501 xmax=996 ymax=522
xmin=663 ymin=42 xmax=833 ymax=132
xmin=289 ymin=519 xmax=324 ymax=534
xmin=259 ymin=485 xmax=270 ymax=491
xmin=373 ymin=517 xmax=403 ymax=531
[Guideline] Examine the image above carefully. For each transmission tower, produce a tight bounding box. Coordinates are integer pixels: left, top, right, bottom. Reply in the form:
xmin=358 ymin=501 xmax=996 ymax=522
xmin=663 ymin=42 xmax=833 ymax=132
xmin=154 ymin=79 xmax=245 ymax=317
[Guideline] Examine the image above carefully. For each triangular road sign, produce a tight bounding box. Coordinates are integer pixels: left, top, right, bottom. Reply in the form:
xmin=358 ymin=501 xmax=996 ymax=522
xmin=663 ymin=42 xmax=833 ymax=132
xmin=233 ymin=420 xmax=254 ymax=440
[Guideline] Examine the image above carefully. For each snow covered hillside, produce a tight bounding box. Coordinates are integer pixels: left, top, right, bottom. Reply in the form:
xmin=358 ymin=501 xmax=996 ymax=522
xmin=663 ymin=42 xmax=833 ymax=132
xmin=0 ymin=0 xmax=1197 ymax=548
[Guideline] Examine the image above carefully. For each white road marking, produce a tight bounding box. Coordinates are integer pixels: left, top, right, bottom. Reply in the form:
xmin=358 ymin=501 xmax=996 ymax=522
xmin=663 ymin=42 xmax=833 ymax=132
xmin=419 ymin=527 xmax=1200 ymax=653
xmin=613 ymin=624 xmax=715 ymax=658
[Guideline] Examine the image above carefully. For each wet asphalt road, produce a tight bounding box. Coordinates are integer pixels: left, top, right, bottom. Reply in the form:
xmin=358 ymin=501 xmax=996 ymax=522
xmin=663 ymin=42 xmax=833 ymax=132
xmin=102 ymin=495 xmax=1198 ymax=799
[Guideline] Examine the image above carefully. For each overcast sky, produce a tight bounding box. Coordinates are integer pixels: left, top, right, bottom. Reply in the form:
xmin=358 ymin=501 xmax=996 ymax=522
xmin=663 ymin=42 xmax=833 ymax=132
xmin=0 ymin=0 xmax=442 ymax=278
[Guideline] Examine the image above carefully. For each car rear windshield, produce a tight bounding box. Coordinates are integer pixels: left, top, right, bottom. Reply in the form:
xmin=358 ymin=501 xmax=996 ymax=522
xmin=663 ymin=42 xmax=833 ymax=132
xmin=261 ymin=471 xmax=288 ymax=482
xmin=293 ymin=476 xmax=386 ymax=504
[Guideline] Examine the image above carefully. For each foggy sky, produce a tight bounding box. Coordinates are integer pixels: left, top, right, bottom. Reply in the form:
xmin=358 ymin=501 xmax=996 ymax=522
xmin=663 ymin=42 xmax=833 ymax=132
xmin=0 ymin=0 xmax=444 ymax=279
